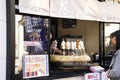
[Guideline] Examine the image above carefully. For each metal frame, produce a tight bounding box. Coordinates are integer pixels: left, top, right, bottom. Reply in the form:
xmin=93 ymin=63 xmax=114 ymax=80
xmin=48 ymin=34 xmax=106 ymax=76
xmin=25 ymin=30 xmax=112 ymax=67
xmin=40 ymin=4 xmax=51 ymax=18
xmin=99 ymin=22 xmax=104 ymax=66
xmin=103 ymin=22 xmax=120 ymax=68
xmin=99 ymin=22 xmax=120 ymax=67
xmin=6 ymin=0 xmax=15 ymax=80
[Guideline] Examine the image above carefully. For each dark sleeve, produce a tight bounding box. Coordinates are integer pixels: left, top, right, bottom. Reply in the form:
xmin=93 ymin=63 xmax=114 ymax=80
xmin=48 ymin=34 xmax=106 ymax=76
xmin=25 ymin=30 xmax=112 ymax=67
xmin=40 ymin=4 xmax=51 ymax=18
xmin=108 ymin=50 xmax=120 ymax=78
xmin=57 ymin=37 xmax=62 ymax=49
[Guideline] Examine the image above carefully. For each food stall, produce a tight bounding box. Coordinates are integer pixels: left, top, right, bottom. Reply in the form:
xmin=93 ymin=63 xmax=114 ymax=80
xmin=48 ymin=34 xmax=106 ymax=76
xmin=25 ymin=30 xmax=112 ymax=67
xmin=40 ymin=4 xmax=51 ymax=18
xmin=6 ymin=0 xmax=120 ymax=80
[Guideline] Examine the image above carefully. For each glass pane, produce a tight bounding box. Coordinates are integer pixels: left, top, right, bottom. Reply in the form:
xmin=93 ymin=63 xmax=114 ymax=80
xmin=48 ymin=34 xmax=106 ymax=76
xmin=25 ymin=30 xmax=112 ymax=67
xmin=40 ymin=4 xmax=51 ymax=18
xmin=104 ymin=23 xmax=120 ymax=67
xmin=15 ymin=15 xmax=49 ymax=76
xmin=105 ymin=23 xmax=120 ymax=54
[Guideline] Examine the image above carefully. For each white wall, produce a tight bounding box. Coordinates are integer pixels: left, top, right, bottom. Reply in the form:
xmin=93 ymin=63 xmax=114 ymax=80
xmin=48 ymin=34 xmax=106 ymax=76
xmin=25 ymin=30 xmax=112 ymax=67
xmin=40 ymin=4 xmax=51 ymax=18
xmin=0 ymin=0 xmax=6 ymax=80
xmin=58 ymin=19 xmax=99 ymax=54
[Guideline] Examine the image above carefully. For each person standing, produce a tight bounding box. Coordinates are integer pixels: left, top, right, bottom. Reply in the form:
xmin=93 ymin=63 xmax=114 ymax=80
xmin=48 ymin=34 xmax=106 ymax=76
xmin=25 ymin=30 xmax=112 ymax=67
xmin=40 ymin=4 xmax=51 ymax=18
xmin=106 ymin=30 xmax=120 ymax=80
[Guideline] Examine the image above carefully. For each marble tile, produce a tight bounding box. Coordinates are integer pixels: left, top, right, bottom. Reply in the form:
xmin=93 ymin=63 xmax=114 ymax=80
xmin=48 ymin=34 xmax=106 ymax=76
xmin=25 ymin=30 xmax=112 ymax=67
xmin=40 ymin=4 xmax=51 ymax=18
xmin=0 ymin=0 xmax=6 ymax=21
xmin=0 ymin=21 xmax=6 ymax=58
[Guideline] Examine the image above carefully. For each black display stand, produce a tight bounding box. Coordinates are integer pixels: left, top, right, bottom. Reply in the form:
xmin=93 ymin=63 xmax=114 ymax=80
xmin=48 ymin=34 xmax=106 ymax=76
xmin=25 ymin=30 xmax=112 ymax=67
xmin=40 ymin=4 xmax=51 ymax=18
xmin=6 ymin=0 xmax=15 ymax=80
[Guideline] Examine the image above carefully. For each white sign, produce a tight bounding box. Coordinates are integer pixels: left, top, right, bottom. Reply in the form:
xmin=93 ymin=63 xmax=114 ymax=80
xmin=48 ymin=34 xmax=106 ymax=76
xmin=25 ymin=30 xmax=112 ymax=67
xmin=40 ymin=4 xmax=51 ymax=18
xmin=85 ymin=73 xmax=100 ymax=80
xmin=24 ymin=41 xmax=42 ymax=46
xmin=23 ymin=55 xmax=49 ymax=79
xmin=19 ymin=0 xmax=49 ymax=16
xmin=90 ymin=66 xmax=105 ymax=72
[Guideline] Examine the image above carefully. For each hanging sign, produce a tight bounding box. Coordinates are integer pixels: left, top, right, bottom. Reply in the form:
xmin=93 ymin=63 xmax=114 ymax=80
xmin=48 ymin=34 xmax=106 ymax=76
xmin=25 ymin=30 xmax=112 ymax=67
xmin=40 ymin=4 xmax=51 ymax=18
xmin=19 ymin=0 xmax=49 ymax=16
xmin=23 ymin=55 xmax=49 ymax=79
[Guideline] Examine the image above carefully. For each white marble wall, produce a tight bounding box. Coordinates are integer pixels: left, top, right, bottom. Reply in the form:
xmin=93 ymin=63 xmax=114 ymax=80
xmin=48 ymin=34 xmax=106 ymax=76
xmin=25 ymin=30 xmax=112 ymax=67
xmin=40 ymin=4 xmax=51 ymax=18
xmin=0 ymin=0 xmax=6 ymax=80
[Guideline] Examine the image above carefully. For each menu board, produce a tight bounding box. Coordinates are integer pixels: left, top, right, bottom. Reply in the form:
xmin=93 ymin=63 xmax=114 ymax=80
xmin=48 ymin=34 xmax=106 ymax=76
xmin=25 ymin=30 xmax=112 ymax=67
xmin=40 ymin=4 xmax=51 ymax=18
xmin=23 ymin=55 xmax=49 ymax=79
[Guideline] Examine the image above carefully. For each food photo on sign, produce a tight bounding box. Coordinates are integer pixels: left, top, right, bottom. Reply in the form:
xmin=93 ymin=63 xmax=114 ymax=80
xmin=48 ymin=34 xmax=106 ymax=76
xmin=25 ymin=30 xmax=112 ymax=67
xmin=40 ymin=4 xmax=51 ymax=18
xmin=24 ymin=16 xmax=49 ymax=55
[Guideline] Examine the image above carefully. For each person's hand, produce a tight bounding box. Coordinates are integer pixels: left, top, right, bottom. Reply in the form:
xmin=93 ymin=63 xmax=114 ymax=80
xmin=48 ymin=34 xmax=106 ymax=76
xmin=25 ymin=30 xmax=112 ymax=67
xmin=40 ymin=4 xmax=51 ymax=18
xmin=106 ymin=70 xmax=110 ymax=78
xmin=54 ymin=48 xmax=62 ymax=54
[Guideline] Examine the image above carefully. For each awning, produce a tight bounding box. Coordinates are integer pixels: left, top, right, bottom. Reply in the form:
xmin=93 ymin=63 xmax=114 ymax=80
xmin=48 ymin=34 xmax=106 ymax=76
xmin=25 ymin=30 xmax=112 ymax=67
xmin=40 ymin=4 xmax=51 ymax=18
xmin=19 ymin=0 xmax=120 ymax=22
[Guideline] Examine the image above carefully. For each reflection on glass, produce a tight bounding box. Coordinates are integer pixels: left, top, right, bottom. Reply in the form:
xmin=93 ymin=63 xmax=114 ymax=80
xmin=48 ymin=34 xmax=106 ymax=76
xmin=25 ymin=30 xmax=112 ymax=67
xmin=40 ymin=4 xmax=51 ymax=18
xmin=15 ymin=15 xmax=49 ymax=75
xmin=105 ymin=23 xmax=120 ymax=55
xmin=15 ymin=15 xmax=24 ymax=74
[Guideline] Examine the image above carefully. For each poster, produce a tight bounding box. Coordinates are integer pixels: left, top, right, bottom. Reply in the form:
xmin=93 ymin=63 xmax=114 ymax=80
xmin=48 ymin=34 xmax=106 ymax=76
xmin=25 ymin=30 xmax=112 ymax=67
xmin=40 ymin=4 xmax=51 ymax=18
xmin=24 ymin=16 xmax=49 ymax=54
xmin=23 ymin=55 xmax=49 ymax=79
xmin=19 ymin=0 xmax=49 ymax=16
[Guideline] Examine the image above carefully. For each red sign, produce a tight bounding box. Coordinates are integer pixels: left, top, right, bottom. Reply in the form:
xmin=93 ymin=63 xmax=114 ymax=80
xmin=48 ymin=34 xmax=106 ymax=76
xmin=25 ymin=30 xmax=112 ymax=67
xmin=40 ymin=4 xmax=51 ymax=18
xmin=85 ymin=73 xmax=100 ymax=80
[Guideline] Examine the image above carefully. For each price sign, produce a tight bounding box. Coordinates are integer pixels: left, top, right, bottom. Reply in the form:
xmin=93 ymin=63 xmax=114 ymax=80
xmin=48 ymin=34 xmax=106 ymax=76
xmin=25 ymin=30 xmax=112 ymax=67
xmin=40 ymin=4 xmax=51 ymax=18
xmin=23 ymin=55 xmax=49 ymax=79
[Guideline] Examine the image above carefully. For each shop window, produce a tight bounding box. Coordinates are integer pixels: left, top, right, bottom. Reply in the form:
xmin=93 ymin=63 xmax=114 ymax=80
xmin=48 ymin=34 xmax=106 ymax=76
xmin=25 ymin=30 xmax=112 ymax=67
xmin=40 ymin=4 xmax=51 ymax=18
xmin=15 ymin=15 xmax=49 ymax=78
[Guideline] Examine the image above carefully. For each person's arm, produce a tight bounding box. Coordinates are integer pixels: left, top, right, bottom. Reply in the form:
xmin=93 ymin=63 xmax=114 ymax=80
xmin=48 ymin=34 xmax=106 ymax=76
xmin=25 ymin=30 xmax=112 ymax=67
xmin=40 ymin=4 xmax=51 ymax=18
xmin=108 ymin=50 xmax=120 ymax=78
xmin=50 ymin=40 xmax=62 ymax=54
xmin=54 ymin=48 xmax=62 ymax=54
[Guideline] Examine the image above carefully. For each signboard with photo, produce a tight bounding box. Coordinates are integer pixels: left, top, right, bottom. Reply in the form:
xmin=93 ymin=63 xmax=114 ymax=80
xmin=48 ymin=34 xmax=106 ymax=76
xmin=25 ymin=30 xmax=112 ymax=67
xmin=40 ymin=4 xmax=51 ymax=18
xmin=24 ymin=16 xmax=49 ymax=54
xmin=23 ymin=55 xmax=49 ymax=79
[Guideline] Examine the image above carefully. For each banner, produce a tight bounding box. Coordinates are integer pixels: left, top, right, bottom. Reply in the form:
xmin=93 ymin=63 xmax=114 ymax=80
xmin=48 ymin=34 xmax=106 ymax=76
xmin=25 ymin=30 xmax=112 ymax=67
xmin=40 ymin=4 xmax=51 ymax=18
xmin=23 ymin=55 xmax=49 ymax=79
xmin=75 ymin=0 xmax=120 ymax=22
xmin=50 ymin=0 xmax=76 ymax=19
xmin=114 ymin=2 xmax=120 ymax=22
xmin=76 ymin=0 xmax=98 ymax=21
xmin=19 ymin=0 xmax=49 ymax=16
xmin=97 ymin=1 xmax=114 ymax=22
xmin=19 ymin=0 xmax=120 ymax=22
